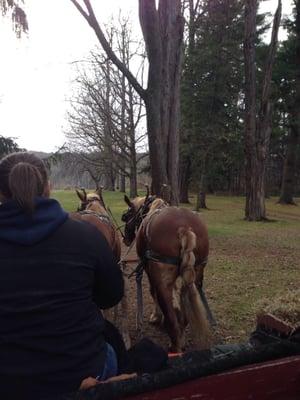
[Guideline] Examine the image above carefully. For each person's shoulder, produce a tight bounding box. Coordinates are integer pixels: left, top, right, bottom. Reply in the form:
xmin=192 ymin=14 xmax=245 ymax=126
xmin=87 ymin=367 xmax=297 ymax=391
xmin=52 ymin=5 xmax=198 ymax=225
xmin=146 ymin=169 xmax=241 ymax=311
xmin=62 ymin=216 xmax=109 ymax=250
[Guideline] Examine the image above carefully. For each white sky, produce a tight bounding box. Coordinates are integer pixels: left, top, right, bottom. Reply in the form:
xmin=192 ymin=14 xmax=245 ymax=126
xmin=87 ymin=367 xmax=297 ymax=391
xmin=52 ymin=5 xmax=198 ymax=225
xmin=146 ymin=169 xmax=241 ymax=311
xmin=0 ymin=0 xmax=295 ymax=153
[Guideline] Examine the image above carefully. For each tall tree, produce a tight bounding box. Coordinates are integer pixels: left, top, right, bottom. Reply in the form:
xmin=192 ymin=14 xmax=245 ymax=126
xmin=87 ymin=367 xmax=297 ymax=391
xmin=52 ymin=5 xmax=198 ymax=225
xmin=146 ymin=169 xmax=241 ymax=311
xmin=278 ymin=1 xmax=300 ymax=204
xmin=0 ymin=135 xmax=20 ymax=157
xmin=69 ymin=0 xmax=184 ymax=204
xmin=179 ymin=0 xmax=200 ymax=203
xmin=243 ymin=0 xmax=282 ymax=220
xmin=0 ymin=0 xmax=27 ymax=36
xmin=180 ymin=0 xmax=245 ymax=205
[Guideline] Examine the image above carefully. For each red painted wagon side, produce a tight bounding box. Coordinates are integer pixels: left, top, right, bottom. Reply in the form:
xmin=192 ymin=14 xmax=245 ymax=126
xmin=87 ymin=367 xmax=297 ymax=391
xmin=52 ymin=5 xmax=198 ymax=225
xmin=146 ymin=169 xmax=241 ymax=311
xmin=125 ymin=355 xmax=300 ymax=400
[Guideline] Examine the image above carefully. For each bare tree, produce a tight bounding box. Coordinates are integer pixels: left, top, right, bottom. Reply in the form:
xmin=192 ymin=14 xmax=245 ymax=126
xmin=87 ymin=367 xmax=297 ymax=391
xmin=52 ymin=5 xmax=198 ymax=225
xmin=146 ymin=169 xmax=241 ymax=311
xmin=0 ymin=0 xmax=28 ymax=37
xmin=67 ymin=20 xmax=146 ymax=197
xmin=243 ymin=0 xmax=282 ymax=220
xmin=69 ymin=0 xmax=184 ymax=205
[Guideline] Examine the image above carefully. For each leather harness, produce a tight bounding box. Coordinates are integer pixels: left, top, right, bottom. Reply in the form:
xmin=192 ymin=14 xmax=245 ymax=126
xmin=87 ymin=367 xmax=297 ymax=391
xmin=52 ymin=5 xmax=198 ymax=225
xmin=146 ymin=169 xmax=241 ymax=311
xmin=79 ymin=210 xmax=112 ymax=228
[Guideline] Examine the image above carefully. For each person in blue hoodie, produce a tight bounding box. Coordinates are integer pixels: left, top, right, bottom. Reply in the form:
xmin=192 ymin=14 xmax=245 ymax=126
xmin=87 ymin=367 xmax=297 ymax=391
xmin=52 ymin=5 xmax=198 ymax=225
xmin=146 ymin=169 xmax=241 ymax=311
xmin=0 ymin=152 xmax=124 ymax=399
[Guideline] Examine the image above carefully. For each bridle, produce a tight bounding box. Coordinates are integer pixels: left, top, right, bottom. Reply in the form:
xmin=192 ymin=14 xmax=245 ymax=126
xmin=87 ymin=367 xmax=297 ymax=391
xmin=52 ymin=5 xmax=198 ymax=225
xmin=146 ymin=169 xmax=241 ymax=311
xmin=122 ymin=195 xmax=156 ymax=232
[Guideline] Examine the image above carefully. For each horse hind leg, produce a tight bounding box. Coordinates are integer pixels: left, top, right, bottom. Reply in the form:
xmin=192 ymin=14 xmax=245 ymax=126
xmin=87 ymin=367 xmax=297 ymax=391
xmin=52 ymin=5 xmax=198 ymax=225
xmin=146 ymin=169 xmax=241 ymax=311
xmin=148 ymin=280 xmax=164 ymax=325
xmin=195 ymin=264 xmax=216 ymax=327
xmin=148 ymin=264 xmax=184 ymax=352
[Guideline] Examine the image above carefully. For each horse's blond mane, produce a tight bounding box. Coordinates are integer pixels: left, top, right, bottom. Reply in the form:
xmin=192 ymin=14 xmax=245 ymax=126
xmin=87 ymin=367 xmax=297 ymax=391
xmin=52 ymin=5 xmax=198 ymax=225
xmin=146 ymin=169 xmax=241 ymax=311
xmin=131 ymin=197 xmax=146 ymax=210
xmin=149 ymin=198 xmax=167 ymax=214
xmin=85 ymin=192 xmax=107 ymax=215
xmin=86 ymin=193 xmax=100 ymax=201
xmin=131 ymin=196 xmax=168 ymax=213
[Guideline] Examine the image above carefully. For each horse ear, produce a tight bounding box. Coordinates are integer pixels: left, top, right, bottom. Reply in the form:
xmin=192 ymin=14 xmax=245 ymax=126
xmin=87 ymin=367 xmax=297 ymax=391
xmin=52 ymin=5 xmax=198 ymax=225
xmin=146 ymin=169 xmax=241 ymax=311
xmin=76 ymin=189 xmax=86 ymax=202
xmin=124 ymin=194 xmax=133 ymax=208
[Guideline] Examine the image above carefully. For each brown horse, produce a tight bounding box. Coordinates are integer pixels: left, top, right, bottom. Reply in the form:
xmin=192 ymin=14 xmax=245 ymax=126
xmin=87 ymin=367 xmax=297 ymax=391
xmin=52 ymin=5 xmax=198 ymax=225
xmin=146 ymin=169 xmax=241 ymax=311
xmin=70 ymin=188 xmax=130 ymax=349
xmin=122 ymin=193 xmax=212 ymax=352
xmin=73 ymin=188 xmax=121 ymax=257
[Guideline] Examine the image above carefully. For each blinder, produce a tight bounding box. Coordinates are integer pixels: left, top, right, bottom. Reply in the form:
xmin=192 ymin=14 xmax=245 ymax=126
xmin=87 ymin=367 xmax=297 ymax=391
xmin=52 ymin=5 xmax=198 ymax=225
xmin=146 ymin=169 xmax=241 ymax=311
xmin=122 ymin=195 xmax=157 ymax=245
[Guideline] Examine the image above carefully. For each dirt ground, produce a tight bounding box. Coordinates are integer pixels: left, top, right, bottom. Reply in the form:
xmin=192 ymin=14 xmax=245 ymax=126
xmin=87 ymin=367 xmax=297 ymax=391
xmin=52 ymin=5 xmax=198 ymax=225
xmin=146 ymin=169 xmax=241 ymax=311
xmin=116 ymin=225 xmax=299 ymax=351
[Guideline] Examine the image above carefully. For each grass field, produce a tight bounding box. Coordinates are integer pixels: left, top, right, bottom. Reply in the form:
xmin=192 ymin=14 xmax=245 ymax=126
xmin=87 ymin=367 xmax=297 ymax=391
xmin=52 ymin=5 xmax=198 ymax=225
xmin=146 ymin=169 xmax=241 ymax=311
xmin=53 ymin=189 xmax=300 ymax=345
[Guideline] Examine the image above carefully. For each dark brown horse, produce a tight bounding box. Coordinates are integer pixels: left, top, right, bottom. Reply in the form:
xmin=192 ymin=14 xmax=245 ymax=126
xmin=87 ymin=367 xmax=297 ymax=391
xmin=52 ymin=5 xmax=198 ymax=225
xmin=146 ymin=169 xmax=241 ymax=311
xmin=122 ymin=193 xmax=212 ymax=352
xmin=70 ymin=188 xmax=130 ymax=349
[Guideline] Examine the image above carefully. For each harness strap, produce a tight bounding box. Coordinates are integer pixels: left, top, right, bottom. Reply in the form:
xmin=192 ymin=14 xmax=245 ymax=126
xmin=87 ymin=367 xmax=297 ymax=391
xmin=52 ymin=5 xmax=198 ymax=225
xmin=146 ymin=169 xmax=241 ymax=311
xmin=144 ymin=249 xmax=181 ymax=266
xmin=79 ymin=210 xmax=112 ymax=226
xmin=128 ymin=259 xmax=145 ymax=279
xmin=144 ymin=250 xmax=208 ymax=268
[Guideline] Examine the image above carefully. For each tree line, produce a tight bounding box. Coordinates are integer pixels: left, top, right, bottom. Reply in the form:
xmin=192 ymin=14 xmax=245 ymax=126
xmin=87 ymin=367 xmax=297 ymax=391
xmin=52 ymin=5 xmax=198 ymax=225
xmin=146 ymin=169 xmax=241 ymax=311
xmin=1 ymin=0 xmax=299 ymax=221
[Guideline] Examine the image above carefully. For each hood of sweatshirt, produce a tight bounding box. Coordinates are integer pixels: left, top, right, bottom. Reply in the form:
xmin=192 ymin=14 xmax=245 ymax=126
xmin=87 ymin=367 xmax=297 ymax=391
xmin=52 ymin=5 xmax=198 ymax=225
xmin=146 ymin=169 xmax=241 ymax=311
xmin=0 ymin=197 xmax=68 ymax=245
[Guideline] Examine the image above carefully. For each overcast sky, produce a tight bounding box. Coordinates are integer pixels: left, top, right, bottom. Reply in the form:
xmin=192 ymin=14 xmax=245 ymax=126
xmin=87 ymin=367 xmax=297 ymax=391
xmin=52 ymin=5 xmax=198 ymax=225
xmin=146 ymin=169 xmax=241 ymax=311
xmin=0 ymin=0 xmax=294 ymax=153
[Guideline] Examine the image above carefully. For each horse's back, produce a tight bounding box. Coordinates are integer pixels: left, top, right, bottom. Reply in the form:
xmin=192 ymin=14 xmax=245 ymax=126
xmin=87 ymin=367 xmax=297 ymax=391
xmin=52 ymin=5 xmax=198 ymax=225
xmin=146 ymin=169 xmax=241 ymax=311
xmin=140 ymin=207 xmax=208 ymax=260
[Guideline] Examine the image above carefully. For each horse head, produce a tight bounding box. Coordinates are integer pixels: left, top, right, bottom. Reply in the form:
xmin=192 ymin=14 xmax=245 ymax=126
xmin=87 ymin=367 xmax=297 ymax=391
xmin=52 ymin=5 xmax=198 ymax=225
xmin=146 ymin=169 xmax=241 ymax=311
xmin=76 ymin=187 xmax=107 ymax=214
xmin=121 ymin=195 xmax=140 ymax=246
xmin=122 ymin=187 xmax=159 ymax=246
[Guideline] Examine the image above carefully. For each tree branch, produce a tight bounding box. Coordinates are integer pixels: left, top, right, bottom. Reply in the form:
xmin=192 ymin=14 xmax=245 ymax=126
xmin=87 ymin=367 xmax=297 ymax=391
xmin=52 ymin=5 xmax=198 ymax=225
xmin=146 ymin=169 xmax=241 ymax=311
xmin=69 ymin=0 xmax=89 ymax=20
xmin=70 ymin=0 xmax=147 ymax=100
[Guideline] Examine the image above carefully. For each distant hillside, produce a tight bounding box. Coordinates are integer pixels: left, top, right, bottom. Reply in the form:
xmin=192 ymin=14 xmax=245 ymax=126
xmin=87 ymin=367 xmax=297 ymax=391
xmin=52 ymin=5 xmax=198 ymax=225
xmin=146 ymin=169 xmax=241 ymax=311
xmin=30 ymin=150 xmax=149 ymax=190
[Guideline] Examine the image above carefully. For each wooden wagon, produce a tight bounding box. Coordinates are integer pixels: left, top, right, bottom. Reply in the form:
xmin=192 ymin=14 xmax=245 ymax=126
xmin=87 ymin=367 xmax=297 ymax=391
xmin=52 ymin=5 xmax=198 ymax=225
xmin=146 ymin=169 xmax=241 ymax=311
xmin=62 ymin=313 xmax=300 ymax=400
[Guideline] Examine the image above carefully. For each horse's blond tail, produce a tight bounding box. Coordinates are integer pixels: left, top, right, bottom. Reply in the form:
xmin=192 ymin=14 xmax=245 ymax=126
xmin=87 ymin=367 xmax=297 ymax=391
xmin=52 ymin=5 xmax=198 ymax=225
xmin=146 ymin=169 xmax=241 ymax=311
xmin=178 ymin=227 xmax=211 ymax=349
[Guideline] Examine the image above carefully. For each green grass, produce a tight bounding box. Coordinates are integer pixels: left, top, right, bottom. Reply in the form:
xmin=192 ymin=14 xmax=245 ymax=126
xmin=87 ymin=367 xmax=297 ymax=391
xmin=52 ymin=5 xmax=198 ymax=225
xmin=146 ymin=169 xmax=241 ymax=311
xmin=52 ymin=189 xmax=300 ymax=344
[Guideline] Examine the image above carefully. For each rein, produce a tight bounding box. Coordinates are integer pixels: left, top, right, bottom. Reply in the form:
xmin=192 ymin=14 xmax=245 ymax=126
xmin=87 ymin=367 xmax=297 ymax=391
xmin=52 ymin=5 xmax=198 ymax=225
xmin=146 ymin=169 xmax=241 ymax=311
xmin=107 ymin=206 xmax=125 ymax=239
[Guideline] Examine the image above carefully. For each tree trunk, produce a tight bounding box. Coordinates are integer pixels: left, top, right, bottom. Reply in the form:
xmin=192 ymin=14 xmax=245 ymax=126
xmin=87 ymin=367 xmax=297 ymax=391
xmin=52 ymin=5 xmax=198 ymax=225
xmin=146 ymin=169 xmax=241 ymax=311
xmin=128 ymin=83 xmax=138 ymax=199
xmin=195 ymin=160 xmax=208 ymax=211
xmin=129 ymin=171 xmax=137 ymax=198
xmin=196 ymin=175 xmax=207 ymax=211
xmin=244 ymin=0 xmax=281 ymax=221
xmin=179 ymin=156 xmax=191 ymax=203
xmin=104 ymin=171 xmax=115 ymax=191
xmin=179 ymin=1 xmax=197 ymax=205
xmin=279 ymin=1 xmax=300 ymax=205
xmin=140 ymin=0 xmax=184 ymax=205
xmin=119 ymin=173 xmax=126 ymax=193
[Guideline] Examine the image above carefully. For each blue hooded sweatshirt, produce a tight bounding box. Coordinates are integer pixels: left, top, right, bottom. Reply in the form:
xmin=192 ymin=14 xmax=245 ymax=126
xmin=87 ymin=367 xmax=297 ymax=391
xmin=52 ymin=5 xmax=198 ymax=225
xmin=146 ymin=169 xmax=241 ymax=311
xmin=0 ymin=197 xmax=124 ymax=399
xmin=0 ymin=197 xmax=68 ymax=245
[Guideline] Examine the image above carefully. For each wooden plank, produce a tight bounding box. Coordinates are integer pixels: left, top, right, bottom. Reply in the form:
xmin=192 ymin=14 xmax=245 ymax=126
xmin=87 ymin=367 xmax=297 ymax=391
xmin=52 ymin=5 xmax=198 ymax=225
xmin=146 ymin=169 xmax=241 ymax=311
xmin=124 ymin=355 xmax=300 ymax=400
xmin=257 ymin=313 xmax=300 ymax=336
